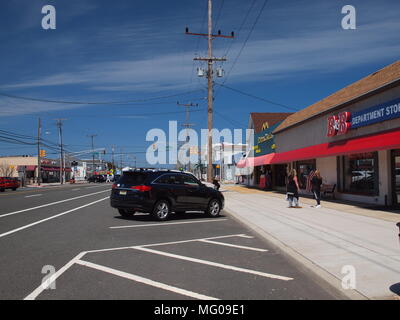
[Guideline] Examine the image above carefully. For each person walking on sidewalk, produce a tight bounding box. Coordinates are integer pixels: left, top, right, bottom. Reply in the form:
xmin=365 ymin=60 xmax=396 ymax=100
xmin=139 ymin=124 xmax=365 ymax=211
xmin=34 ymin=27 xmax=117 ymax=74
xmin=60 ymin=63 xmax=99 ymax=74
xmin=311 ymin=170 xmax=323 ymax=208
xmin=286 ymin=169 xmax=300 ymax=208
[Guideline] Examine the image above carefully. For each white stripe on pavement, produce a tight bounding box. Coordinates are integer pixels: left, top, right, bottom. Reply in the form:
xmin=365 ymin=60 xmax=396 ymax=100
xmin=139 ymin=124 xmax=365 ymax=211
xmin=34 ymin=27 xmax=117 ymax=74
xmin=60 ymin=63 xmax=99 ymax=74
xmin=0 ymin=197 xmax=109 ymax=239
xmin=198 ymin=239 xmax=268 ymax=252
xmin=24 ymin=194 xmax=43 ymax=198
xmin=133 ymin=247 xmax=293 ymax=281
xmin=76 ymin=260 xmax=219 ymax=300
xmin=0 ymin=189 xmax=110 ymax=219
xmin=24 ymin=252 xmax=87 ymax=300
xmin=110 ymin=218 xmax=228 ymax=229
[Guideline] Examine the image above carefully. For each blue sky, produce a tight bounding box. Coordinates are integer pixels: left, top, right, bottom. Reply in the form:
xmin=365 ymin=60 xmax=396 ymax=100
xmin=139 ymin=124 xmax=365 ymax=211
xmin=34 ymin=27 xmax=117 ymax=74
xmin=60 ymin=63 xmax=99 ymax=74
xmin=0 ymin=0 xmax=399 ymax=166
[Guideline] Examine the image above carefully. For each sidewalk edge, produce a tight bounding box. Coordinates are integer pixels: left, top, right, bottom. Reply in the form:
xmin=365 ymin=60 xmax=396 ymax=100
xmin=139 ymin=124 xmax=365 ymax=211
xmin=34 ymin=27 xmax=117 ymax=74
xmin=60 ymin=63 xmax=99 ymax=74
xmin=224 ymin=207 xmax=369 ymax=300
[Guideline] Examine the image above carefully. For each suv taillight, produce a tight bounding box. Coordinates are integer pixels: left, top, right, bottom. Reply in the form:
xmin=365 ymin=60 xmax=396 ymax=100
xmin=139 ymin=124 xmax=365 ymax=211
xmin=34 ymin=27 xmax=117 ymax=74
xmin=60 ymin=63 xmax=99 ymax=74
xmin=112 ymin=184 xmax=117 ymax=189
xmin=130 ymin=185 xmax=152 ymax=192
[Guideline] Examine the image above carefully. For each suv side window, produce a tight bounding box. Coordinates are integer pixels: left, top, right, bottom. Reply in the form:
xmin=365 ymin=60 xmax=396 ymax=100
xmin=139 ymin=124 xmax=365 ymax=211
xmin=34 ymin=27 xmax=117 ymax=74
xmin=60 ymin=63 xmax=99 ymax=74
xmin=155 ymin=174 xmax=181 ymax=185
xmin=181 ymin=175 xmax=200 ymax=187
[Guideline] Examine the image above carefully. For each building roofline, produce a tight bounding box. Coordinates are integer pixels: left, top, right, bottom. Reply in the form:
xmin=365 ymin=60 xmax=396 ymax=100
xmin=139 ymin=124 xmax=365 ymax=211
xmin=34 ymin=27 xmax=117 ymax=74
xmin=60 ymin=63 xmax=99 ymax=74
xmin=273 ymin=77 xmax=400 ymax=134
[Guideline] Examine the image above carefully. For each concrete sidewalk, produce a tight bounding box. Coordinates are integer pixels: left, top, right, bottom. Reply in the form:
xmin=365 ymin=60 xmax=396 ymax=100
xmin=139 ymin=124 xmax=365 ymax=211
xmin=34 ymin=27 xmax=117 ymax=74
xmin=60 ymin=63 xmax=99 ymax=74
xmin=222 ymin=185 xmax=400 ymax=300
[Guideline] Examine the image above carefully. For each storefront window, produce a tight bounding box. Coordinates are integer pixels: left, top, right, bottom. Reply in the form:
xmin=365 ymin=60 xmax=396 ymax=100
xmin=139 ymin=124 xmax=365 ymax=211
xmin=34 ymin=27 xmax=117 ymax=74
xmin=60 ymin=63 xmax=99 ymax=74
xmin=343 ymin=152 xmax=378 ymax=195
xmin=296 ymin=160 xmax=316 ymax=189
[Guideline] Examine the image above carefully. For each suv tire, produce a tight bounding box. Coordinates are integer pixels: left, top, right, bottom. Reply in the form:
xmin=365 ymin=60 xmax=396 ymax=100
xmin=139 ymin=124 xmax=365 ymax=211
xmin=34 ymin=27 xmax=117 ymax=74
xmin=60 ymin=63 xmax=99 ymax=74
xmin=118 ymin=209 xmax=135 ymax=217
xmin=206 ymin=199 xmax=221 ymax=217
xmin=152 ymin=200 xmax=170 ymax=221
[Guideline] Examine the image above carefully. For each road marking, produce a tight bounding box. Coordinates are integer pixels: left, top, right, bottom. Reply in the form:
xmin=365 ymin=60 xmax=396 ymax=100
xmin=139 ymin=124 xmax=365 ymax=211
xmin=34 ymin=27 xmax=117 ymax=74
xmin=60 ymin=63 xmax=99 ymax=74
xmin=0 ymin=197 xmax=109 ymax=239
xmin=25 ymin=194 xmax=43 ymax=198
xmin=110 ymin=218 xmax=228 ymax=229
xmin=76 ymin=260 xmax=218 ymax=300
xmin=85 ymin=234 xmax=249 ymax=254
xmin=24 ymin=252 xmax=87 ymax=300
xmin=0 ymin=189 xmax=110 ymax=219
xmin=133 ymin=247 xmax=293 ymax=281
xmin=72 ymin=188 xmax=81 ymax=191
xmin=198 ymin=239 xmax=268 ymax=252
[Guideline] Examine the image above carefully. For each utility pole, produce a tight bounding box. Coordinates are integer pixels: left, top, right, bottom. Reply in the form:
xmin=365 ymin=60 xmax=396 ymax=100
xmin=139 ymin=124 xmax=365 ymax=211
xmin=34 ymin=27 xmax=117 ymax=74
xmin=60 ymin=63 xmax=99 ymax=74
xmin=56 ymin=119 xmax=66 ymax=184
xmin=88 ymin=134 xmax=97 ymax=176
xmin=185 ymin=0 xmax=234 ymax=182
xmin=37 ymin=118 xmax=41 ymax=186
xmin=177 ymin=102 xmax=198 ymax=172
xmin=111 ymin=145 xmax=115 ymax=172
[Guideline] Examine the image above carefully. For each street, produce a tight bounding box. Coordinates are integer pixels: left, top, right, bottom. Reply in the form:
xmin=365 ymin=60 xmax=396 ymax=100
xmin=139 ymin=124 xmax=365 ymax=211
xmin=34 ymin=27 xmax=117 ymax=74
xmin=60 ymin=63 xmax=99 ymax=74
xmin=0 ymin=184 xmax=342 ymax=300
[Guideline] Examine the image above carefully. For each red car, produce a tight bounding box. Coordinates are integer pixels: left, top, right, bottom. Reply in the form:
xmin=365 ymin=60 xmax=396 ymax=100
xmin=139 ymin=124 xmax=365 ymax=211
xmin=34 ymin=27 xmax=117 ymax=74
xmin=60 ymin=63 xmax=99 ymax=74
xmin=0 ymin=177 xmax=20 ymax=192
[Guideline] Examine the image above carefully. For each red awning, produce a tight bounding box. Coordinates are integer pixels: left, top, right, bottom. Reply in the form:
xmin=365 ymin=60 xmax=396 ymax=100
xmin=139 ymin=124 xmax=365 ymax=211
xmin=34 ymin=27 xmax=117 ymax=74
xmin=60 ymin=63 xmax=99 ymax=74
xmin=236 ymin=129 xmax=400 ymax=168
xmin=41 ymin=167 xmax=72 ymax=172
xmin=236 ymin=153 xmax=276 ymax=168
xmin=25 ymin=165 xmax=37 ymax=171
xmin=271 ymin=128 xmax=400 ymax=164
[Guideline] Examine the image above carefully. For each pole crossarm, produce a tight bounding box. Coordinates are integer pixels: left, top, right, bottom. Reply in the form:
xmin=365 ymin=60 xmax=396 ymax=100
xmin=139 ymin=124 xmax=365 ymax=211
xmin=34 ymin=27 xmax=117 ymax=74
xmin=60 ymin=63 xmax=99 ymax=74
xmin=185 ymin=31 xmax=234 ymax=39
xmin=193 ymin=57 xmax=227 ymax=62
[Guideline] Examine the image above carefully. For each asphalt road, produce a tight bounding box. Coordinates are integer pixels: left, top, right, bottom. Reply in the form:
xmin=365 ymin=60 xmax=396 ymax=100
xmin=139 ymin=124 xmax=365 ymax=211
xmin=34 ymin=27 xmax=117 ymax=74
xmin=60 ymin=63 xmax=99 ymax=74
xmin=0 ymin=183 xmax=344 ymax=300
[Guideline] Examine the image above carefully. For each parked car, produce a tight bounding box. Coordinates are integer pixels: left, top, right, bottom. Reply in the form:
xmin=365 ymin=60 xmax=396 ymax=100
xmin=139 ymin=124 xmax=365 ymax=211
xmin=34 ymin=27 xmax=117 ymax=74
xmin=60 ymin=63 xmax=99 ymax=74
xmin=110 ymin=170 xmax=224 ymax=221
xmin=87 ymin=175 xmax=106 ymax=183
xmin=0 ymin=177 xmax=20 ymax=192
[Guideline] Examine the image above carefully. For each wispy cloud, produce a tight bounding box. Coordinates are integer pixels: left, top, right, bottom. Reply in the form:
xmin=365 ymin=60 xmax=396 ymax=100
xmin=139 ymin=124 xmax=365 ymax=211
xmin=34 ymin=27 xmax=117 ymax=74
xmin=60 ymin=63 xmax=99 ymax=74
xmin=2 ymin=17 xmax=399 ymax=94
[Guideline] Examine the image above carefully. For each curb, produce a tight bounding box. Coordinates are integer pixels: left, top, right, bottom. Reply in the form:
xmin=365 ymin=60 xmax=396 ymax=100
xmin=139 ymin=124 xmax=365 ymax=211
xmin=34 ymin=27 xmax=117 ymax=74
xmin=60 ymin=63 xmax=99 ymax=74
xmin=223 ymin=206 xmax=369 ymax=300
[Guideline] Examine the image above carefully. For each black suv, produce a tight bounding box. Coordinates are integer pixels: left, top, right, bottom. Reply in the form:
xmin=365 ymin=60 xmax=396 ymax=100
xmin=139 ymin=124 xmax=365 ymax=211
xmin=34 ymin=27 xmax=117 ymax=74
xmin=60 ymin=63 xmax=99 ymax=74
xmin=110 ymin=170 xmax=224 ymax=221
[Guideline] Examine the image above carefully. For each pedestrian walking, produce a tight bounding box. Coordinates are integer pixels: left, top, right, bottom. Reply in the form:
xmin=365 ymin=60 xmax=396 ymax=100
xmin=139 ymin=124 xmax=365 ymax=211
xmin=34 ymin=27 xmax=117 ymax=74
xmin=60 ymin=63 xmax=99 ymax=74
xmin=311 ymin=170 xmax=323 ymax=208
xmin=286 ymin=169 xmax=300 ymax=208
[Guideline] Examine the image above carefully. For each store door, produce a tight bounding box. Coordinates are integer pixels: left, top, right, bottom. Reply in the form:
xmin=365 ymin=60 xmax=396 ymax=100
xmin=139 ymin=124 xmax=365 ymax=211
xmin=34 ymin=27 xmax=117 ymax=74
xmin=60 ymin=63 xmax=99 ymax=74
xmin=392 ymin=150 xmax=400 ymax=206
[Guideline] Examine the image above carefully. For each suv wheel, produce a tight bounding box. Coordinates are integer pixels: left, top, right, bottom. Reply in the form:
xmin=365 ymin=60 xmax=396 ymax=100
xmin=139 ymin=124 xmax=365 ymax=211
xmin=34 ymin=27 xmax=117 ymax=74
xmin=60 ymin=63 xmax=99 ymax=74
xmin=206 ymin=199 xmax=221 ymax=217
xmin=118 ymin=209 xmax=135 ymax=217
xmin=152 ymin=200 xmax=170 ymax=221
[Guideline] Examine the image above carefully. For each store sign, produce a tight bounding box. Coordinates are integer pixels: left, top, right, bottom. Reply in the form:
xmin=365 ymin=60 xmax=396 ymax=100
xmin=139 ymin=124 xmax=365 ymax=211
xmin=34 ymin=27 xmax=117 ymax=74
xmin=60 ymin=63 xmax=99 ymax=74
xmin=327 ymin=97 xmax=400 ymax=137
xmin=253 ymin=122 xmax=281 ymax=155
xmin=351 ymin=97 xmax=400 ymax=128
xmin=327 ymin=112 xmax=351 ymax=136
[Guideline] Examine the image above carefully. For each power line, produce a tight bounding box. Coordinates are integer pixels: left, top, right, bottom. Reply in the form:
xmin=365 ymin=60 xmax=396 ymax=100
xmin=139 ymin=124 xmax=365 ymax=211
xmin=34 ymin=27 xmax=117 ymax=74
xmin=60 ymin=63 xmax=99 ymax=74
xmin=214 ymin=82 xmax=299 ymax=111
xmin=0 ymin=89 xmax=205 ymax=106
xmin=221 ymin=0 xmax=269 ymax=87
xmin=222 ymin=0 xmax=257 ymax=58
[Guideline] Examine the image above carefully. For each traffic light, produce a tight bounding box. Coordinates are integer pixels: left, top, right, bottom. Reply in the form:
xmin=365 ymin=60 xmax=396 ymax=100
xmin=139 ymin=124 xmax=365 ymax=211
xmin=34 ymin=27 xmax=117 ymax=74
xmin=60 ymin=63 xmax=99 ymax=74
xmin=39 ymin=150 xmax=46 ymax=157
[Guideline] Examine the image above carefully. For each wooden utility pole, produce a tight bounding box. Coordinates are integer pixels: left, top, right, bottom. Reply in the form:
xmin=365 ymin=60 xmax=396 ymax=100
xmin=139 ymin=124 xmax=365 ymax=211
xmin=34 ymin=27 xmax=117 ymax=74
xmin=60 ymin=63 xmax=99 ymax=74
xmin=37 ymin=118 xmax=41 ymax=186
xmin=56 ymin=119 xmax=66 ymax=184
xmin=185 ymin=0 xmax=234 ymax=182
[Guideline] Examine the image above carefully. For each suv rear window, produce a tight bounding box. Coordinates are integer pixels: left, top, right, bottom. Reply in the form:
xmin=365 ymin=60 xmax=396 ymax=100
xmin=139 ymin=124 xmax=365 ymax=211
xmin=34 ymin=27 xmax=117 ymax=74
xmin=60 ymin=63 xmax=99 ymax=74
xmin=117 ymin=173 xmax=148 ymax=186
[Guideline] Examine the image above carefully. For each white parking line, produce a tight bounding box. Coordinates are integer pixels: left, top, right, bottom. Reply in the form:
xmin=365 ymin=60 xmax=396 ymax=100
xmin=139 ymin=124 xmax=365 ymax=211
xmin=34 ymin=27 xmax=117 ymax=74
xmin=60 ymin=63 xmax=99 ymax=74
xmin=25 ymin=252 xmax=87 ymax=300
xmin=198 ymin=239 xmax=268 ymax=252
xmin=76 ymin=260 xmax=218 ymax=300
xmin=110 ymin=218 xmax=228 ymax=229
xmin=133 ymin=247 xmax=293 ymax=281
xmin=0 ymin=197 xmax=109 ymax=239
xmin=0 ymin=189 xmax=109 ymax=219
xmin=24 ymin=233 xmax=284 ymax=300
xmin=72 ymin=188 xmax=81 ymax=191
xmin=25 ymin=194 xmax=43 ymax=198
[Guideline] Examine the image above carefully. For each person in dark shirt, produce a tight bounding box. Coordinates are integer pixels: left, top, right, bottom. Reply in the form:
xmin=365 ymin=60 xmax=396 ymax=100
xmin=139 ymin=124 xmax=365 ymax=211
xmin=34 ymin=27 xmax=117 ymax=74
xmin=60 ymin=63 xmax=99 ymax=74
xmin=311 ymin=170 xmax=323 ymax=208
